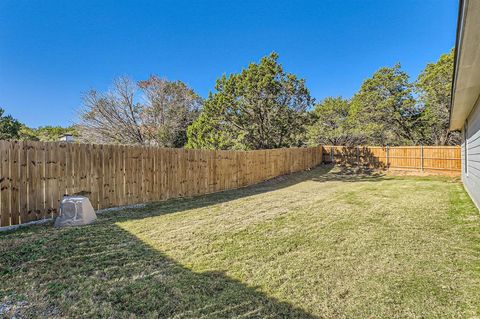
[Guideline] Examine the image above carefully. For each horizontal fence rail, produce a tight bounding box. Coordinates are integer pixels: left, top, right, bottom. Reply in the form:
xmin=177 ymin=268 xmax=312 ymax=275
xmin=0 ymin=141 xmax=323 ymax=227
xmin=322 ymin=145 xmax=461 ymax=174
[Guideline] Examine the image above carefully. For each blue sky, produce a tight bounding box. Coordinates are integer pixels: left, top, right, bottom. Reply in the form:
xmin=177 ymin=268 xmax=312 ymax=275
xmin=0 ymin=0 xmax=458 ymax=128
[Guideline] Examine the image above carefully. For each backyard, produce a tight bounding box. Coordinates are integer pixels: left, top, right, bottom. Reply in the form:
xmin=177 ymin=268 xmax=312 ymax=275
xmin=0 ymin=165 xmax=479 ymax=318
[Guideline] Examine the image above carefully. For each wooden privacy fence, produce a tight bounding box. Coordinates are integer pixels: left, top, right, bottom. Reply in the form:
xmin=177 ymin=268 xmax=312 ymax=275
xmin=322 ymin=145 xmax=461 ymax=174
xmin=0 ymin=141 xmax=322 ymax=227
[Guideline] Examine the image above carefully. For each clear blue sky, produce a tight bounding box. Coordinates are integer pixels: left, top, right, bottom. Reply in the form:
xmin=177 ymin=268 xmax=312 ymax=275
xmin=0 ymin=0 xmax=458 ymax=128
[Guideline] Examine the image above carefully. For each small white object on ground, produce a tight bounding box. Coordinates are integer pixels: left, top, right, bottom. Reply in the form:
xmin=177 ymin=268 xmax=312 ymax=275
xmin=54 ymin=196 xmax=97 ymax=228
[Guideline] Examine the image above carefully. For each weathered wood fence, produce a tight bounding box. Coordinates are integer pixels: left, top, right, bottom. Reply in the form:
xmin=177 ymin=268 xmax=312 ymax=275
xmin=322 ymin=145 xmax=461 ymax=174
xmin=0 ymin=141 xmax=322 ymax=227
xmin=0 ymin=141 xmax=461 ymax=228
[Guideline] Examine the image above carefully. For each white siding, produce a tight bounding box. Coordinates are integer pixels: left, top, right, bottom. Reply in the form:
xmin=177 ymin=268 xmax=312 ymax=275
xmin=462 ymin=96 xmax=480 ymax=209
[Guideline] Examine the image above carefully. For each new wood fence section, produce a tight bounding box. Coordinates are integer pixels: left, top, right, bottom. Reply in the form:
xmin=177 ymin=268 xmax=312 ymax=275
xmin=322 ymin=145 xmax=461 ymax=174
xmin=0 ymin=141 xmax=322 ymax=227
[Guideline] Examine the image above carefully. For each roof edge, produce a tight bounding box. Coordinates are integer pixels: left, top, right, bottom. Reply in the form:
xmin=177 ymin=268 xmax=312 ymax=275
xmin=449 ymin=0 xmax=467 ymax=131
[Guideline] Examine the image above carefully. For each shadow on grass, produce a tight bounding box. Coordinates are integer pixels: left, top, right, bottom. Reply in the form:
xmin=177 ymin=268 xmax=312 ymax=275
xmin=310 ymin=165 xmax=390 ymax=183
xmin=98 ymin=164 xmax=388 ymax=224
xmin=0 ymin=164 xmax=389 ymax=318
xmin=1 ymin=212 xmax=318 ymax=318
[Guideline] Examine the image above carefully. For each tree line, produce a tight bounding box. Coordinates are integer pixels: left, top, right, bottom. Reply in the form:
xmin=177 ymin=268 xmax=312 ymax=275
xmin=308 ymin=50 xmax=458 ymax=146
xmin=1 ymin=50 xmax=458 ymax=148
xmin=0 ymin=108 xmax=77 ymax=142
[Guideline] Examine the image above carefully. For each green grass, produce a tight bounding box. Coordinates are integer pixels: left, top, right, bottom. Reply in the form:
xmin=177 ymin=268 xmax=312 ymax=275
xmin=1 ymin=166 xmax=479 ymax=318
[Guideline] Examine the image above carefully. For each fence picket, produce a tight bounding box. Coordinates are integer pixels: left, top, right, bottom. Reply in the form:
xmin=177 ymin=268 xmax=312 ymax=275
xmin=323 ymin=145 xmax=461 ymax=174
xmin=0 ymin=141 xmax=462 ymax=228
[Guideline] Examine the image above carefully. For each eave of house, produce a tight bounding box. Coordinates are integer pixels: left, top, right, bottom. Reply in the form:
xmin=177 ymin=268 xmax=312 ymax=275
xmin=450 ymin=0 xmax=480 ymax=131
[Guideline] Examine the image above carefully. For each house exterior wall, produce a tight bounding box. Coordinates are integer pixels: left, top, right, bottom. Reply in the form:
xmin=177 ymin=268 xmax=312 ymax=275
xmin=462 ymin=96 xmax=480 ymax=209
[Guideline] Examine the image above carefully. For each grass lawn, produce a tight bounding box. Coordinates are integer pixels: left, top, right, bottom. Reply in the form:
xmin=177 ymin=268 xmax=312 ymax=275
xmin=1 ymin=165 xmax=479 ymax=318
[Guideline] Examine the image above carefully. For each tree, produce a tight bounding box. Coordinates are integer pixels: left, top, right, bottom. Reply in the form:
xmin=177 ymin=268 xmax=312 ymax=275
xmin=415 ymin=49 xmax=460 ymax=145
xmin=18 ymin=125 xmax=78 ymax=141
xmin=306 ymin=97 xmax=362 ymax=146
xmin=0 ymin=108 xmax=22 ymax=140
xmin=350 ymin=64 xmax=420 ymax=145
xmin=78 ymin=77 xmax=145 ymax=144
xmin=19 ymin=125 xmax=39 ymax=141
xmin=186 ymin=101 xmax=240 ymax=150
xmin=186 ymin=53 xmax=314 ymax=150
xmin=77 ymin=76 xmax=200 ymax=146
xmin=138 ymin=76 xmax=201 ymax=147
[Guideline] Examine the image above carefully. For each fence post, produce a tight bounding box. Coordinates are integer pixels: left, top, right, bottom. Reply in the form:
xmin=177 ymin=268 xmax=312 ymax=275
xmin=356 ymin=146 xmax=360 ymax=166
xmin=386 ymin=145 xmax=390 ymax=169
xmin=330 ymin=146 xmax=334 ymax=163
xmin=421 ymin=145 xmax=424 ymax=172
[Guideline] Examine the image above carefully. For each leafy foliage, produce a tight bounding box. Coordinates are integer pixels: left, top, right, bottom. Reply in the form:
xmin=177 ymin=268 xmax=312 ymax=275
xmin=18 ymin=125 xmax=37 ymax=140
xmin=306 ymin=97 xmax=362 ymax=146
xmin=349 ymin=64 xmax=420 ymax=146
xmin=0 ymin=108 xmax=22 ymax=140
xmin=186 ymin=53 xmax=313 ymax=150
xmin=0 ymin=108 xmax=76 ymax=142
xmin=138 ymin=76 xmax=202 ymax=147
xmin=7 ymin=51 xmax=457 ymax=148
xmin=19 ymin=125 xmax=77 ymax=141
xmin=307 ymin=52 xmax=459 ymax=147
xmin=415 ymin=49 xmax=460 ymax=145
xmin=186 ymin=104 xmax=240 ymax=150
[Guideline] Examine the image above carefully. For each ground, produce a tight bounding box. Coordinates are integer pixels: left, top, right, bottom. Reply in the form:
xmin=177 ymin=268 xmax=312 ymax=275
xmin=1 ymin=165 xmax=479 ymax=318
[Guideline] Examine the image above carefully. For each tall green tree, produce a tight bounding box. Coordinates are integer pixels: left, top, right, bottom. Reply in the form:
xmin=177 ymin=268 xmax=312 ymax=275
xmin=0 ymin=108 xmax=22 ymax=140
xmin=138 ymin=76 xmax=202 ymax=148
xmin=307 ymin=97 xmax=362 ymax=146
xmin=187 ymin=53 xmax=314 ymax=150
xmin=415 ymin=49 xmax=460 ymax=145
xmin=350 ymin=64 xmax=420 ymax=145
xmin=186 ymin=101 xmax=241 ymax=150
